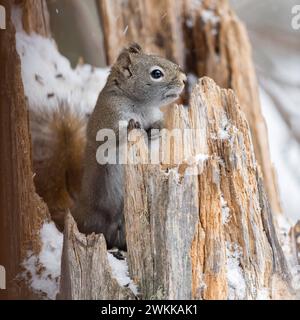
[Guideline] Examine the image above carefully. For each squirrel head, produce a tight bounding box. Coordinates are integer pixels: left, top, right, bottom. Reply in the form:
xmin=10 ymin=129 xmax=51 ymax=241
xmin=108 ymin=43 xmax=186 ymax=107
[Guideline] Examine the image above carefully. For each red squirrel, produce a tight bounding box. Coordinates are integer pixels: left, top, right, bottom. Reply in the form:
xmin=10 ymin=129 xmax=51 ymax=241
xmin=32 ymin=43 xmax=186 ymax=249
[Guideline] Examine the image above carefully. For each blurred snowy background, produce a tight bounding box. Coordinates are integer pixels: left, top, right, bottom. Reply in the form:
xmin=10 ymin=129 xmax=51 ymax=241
xmin=231 ymin=0 xmax=300 ymax=222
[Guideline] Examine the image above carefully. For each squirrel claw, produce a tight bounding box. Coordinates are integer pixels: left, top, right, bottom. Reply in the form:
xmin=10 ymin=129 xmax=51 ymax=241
xmin=128 ymin=119 xmax=141 ymax=131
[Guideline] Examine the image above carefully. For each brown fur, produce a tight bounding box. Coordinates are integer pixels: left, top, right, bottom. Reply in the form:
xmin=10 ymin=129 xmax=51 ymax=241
xmin=72 ymin=44 xmax=186 ymax=249
xmin=30 ymin=103 xmax=86 ymax=230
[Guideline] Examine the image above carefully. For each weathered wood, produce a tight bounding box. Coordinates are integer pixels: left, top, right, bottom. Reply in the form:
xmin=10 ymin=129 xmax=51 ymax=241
xmin=59 ymin=213 xmax=136 ymax=300
xmin=290 ymin=221 xmax=300 ymax=265
xmin=98 ymin=0 xmax=185 ymax=67
xmin=17 ymin=0 xmax=51 ymax=36
xmin=185 ymin=0 xmax=281 ymax=215
xmin=124 ymin=77 xmax=293 ymax=300
xmin=98 ymin=0 xmax=281 ymax=215
xmin=0 ymin=1 xmax=49 ymax=299
xmin=17 ymin=0 xmax=77 ymax=231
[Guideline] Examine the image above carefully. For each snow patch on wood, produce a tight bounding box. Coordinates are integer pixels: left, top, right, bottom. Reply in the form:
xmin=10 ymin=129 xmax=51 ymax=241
xmin=277 ymin=215 xmax=300 ymax=294
xmin=226 ymin=242 xmax=246 ymax=300
xmin=221 ymin=195 xmax=231 ymax=225
xmin=21 ymin=222 xmax=63 ymax=300
xmin=107 ymin=253 xmax=139 ymax=296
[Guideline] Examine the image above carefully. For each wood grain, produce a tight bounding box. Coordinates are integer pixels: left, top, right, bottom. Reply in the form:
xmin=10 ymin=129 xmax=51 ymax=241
xmin=0 ymin=1 xmax=49 ymax=299
xmin=124 ymin=78 xmax=293 ymax=299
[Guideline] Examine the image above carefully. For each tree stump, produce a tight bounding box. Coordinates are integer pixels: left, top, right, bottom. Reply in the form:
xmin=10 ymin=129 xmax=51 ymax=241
xmin=124 ymin=77 xmax=293 ymax=300
xmin=58 ymin=77 xmax=293 ymax=300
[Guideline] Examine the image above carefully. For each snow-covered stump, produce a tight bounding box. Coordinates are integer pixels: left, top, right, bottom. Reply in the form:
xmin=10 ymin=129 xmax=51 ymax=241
xmin=59 ymin=213 xmax=136 ymax=300
xmin=124 ymin=77 xmax=293 ymax=300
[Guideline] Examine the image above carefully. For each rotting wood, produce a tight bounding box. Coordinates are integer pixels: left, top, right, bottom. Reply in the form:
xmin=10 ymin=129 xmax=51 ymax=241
xmin=186 ymin=0 xmax=282 ymax=215
xmin=124 ymin=77 xmax=293 ymax=300
xmin=59 ymin=213 xmax=136 ymax=300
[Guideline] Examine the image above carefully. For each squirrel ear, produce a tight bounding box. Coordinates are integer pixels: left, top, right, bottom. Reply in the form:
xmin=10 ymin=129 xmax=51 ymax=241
xmin=115 ymin=43 xmax=143 ymax=78
xmin=127 ymin=42 xmax=143 ymax=54
xmin=117 ymin=43 xmax=143 ymax=62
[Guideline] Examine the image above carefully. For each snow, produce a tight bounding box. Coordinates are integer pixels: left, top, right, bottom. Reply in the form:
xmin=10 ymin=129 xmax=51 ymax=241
xmin=184 ymin=153 xmax=209 ymax=176
xmin=256 ymin=288 xmax=270 ymax=300
xmin=221 ymin=195 xmax=231 ymax=224
xmin=107 ymin=253 xmax=139 ymax=296
xmin=277 ymin=214 xmax=300 ymax=293
xmin=190 ymin=0 xmax=203 ymax=11
xmin=201 ymin=9 xmax=220 ymax=36
xmin=226 ymin=242 xmax=246 ymax=300
xmin=15 ymin=31 xmax=109 ymax=115
xmin=218 ymin=129 xmax=230 ymax=140
xmin=259 ymin=86 xmax=300 ymax=222
xmin=186 ymin=153 xmax=209 ymax=165
xmin=21 ymin=222 xmax=63 ymax=300
xmin=201 ymin=9 xmax=220 ymax=25
xmin=186 ymin=17 xmax=194 ymax=28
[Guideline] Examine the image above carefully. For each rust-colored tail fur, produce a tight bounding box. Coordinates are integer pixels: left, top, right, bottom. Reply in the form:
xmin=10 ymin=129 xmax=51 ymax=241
xmin=30 ymin=103 xmax=87 ymax=230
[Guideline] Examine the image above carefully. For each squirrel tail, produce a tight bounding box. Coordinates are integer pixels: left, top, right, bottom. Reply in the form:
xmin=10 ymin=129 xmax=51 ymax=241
xmin=30 ymin=102 xmax=87 ymax=230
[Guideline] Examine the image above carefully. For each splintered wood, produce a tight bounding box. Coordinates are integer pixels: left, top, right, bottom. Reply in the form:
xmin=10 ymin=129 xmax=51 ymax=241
xmin=124 ymin=77 xmax=292 ymax=300
xmin=59 ymin=213 xmax=135 ymax=300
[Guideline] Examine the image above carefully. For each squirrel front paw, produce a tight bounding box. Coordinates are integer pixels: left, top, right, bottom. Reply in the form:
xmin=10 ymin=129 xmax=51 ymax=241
xmin=147 ymin=120 xmax=164 ymax=140
xmin=127 ymin=119 xmax=142 ymax=131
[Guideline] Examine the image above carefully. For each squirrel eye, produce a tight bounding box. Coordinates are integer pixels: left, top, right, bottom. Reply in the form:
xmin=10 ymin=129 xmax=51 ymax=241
xmin=150 ymin=66 xmax=164 ymax=81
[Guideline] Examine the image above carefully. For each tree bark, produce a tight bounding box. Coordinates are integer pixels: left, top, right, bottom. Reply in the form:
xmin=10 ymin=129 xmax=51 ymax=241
xmin=16 ymin=0 xmax=51 ymax=37
xmin=98 ymin=0 xmax=186 ymax=67
xmin=59 ymin=213 xmax=136 ymax=300
xmin=186 ymin=0 xmax=281 ymax=215
xmin=98 ymin=0 xmax=281 ymax=216
xmin=0 ymin=1 xmax=49 ymax=299
xmin=124 ymin=77 xmax=293 ymax=299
